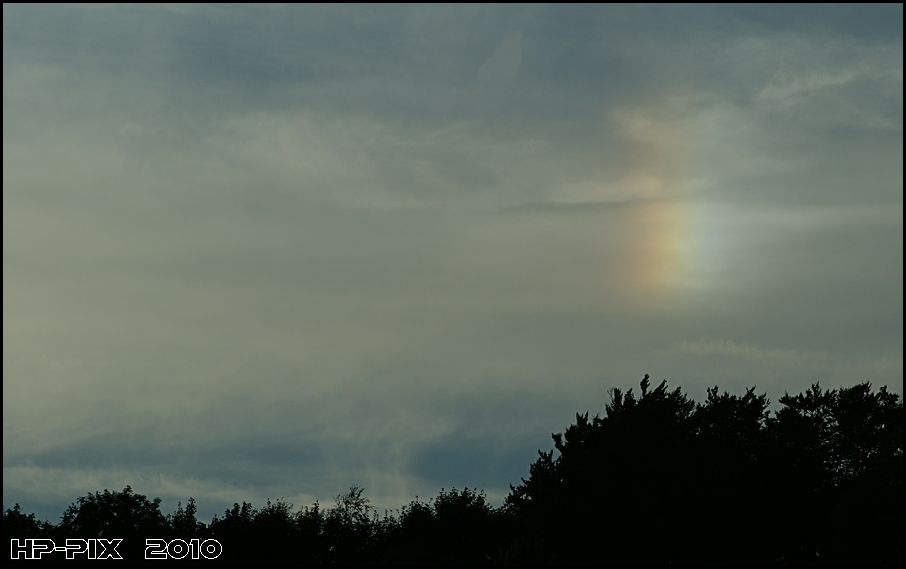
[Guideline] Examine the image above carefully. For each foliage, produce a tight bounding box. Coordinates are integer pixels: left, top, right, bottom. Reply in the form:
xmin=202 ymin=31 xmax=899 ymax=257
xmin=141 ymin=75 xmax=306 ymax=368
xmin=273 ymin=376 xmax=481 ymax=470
xmin=383 ymin=487 xmax=501 ymax=564
xmin=322 ymin=485 xmax=378 ymax=564
xmin=167 ymin=497 xmax=206 ymax=537
xmin=4 ymin=378 xmax=901 ymax=564
xmin=2 ymin=504 xmax=54 ymax=541
xmin=54 ymin=485 xmax=169 ymax=560
xmin=507 ymin=377 xmax=903 ymax=565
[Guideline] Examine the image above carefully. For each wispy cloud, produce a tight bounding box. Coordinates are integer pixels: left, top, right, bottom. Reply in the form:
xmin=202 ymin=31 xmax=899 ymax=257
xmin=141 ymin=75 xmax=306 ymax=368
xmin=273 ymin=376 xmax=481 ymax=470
xmin=4 ymin=4 xmax=901 ymax=524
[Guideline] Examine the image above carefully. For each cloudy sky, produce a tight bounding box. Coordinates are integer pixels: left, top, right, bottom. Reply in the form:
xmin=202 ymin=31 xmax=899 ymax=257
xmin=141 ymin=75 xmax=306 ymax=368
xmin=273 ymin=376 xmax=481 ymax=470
xmin=4 ymin=4 xmax=902 ymax=523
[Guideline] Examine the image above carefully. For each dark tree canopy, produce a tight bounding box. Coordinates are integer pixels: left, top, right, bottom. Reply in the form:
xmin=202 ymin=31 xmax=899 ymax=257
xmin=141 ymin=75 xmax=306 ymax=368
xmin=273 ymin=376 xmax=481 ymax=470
xmin=506 ymin=377 xmax=903 ymax=565
xmin=4 ymin=378 xmax=902 ymax=565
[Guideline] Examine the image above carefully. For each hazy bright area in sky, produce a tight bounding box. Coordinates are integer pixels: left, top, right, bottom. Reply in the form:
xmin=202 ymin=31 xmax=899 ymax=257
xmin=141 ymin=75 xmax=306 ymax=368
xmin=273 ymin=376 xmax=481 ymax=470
xmin=3 ymin=4 xmax=902 ymax=523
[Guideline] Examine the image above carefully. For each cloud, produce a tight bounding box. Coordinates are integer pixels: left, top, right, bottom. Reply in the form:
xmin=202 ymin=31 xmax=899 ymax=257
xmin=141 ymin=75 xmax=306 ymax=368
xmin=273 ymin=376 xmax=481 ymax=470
xmin=477 ymin=30 xmax=523 ymax=89
xmin=661 ymin=339 xmax=833 ymax=368
xmin=657 ymin=339 xmax=902 ymax=387
xmin=3 ymin=4 xmax=901 ymax=524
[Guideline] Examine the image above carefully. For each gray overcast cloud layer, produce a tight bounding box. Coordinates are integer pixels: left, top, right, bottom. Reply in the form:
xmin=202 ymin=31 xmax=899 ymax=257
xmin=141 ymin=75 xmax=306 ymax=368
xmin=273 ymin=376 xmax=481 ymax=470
xmin=4 ymin=4 xmax=903 ymax=522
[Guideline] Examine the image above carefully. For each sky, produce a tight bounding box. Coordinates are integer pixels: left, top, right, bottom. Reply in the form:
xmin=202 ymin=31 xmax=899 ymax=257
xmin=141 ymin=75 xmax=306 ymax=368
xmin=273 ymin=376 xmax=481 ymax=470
xmin=3 ymin=4 xmax=903 ymax=524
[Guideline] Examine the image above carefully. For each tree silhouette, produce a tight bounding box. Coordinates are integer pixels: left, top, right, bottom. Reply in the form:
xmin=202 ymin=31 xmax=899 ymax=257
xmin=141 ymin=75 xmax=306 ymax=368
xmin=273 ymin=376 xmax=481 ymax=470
xmin=505 ymin=377 xmax=903 ymax=565
xmin=56 ymin=485 xmax=169 ymax=561
xmin=322 ymin=485 xmax=378 ymax=564
xmin=295 ymin=500 xmax=328 ymax=564
xmin=4 ymin=378 xmax=901 ymax=564
xmin=768 ymin=382 xmax=903 ymax=564
xmin=2 ymin=504 xmax=54 ymax=541
xmin=506 ymin=374 xmax=702 ymax=564
xmin=688 ymin=384 xmax=773 ymax=563
xmin=379 ymin=487 xmax=501 ymax=565
xmin=167 ymin=497 xmax=206 ymax=538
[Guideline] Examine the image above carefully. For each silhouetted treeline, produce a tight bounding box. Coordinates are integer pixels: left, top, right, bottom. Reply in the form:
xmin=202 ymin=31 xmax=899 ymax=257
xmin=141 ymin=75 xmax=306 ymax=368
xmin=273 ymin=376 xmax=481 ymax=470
xmin=506 ymin=378 xmax=902 ymax=565
xmin=5 ymin=379 xmax=902 ymax=564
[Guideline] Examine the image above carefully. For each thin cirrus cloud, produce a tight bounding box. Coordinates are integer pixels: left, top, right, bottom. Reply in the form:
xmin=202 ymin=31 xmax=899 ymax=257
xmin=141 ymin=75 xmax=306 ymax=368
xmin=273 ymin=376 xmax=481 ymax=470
xmin=3 ymin=4 xmax=902 ymax=524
